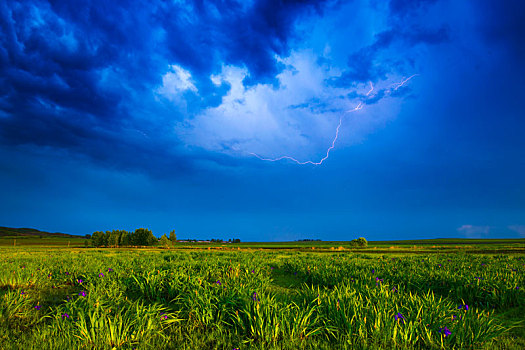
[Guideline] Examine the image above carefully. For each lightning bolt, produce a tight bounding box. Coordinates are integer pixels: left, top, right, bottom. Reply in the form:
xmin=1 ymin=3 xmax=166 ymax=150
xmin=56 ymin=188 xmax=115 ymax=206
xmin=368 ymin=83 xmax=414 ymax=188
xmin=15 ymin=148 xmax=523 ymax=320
xmin=390 ymin=74 xmax=419 ymax=91
xmin=250 ymin=75 xmax=417 ymax=165
xmin=366 ymin=81 xmax=374 ymax=96
xmin=249 ymin=102 xmax=363 ymax=165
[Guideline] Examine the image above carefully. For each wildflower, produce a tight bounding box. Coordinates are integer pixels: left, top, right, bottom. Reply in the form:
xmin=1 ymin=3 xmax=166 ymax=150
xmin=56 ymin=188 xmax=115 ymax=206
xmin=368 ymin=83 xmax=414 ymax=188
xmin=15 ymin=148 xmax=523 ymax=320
xmin=78 ymin=291 xmax=86 ymax=297
xmin=99 ymin=273 xmax=105 ymax=277
xmin=108 ymin=268 xmax=113 ymax=272
xmin=252 ymin=292 xmax=259 ymax=301
xmin=47 ymin=273 xmax=52 ymax=278
xmin=251 ymin=270 xmax=255 ymax=273
xmin=160 ymin=312 xmax=168 ymax=320
xmin=62 ymin=313 xmax=69 ymax=319
xmin=371 ymin=269 xmax=375 ymax=274
xmin=20 ymin=291 xmax=25 ymax=295
xmin=65 ymin=272 xmax=70 ymax=275
xmin=394 ymin=312 xmax=405 ymax=324
xmin=458 ymin=304 xmax=469 ymax=311
xmin=392 ymin=286 xmax=398 ymax=292
xmin=216 ymin=280 xmax=221 ymax=285
xmin=439 ymin=326 xmax=452 ymax=337
xmin=77 ymin=278 xmax=83 ymax=284
xmin=34 ymin=305 xmax=41 ymax=310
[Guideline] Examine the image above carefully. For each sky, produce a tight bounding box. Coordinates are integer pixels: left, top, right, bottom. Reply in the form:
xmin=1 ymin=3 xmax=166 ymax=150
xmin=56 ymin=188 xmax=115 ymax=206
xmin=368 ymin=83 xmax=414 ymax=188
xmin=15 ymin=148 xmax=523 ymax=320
xmin=1 ymin=0 xmax=524 ymax=241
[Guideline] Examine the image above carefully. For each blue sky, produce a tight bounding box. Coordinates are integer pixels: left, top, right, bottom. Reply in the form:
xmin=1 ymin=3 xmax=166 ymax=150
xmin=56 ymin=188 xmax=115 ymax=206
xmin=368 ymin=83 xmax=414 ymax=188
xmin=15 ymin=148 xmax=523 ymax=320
xmin=1 ymin=0 xmax=524 ymax=240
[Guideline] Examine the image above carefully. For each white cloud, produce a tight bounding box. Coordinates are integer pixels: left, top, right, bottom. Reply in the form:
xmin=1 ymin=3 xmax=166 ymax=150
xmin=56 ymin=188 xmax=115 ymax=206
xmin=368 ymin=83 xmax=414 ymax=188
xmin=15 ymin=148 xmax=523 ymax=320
xmin=508 ymin=225 xmax=525 ymax=237
xmin=156 ymin=65 xmax=197 ymax=101
xmin=175 ymin=50 xmax=410 ymax=161
xmin=457 ymin=224 xmax=491 ymax=238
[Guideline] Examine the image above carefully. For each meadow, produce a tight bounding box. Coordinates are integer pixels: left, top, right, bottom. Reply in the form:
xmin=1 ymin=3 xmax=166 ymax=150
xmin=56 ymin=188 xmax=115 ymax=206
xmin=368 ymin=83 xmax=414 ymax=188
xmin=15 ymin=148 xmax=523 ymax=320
xmin=0 ymin=242 xmax=524 ymax=349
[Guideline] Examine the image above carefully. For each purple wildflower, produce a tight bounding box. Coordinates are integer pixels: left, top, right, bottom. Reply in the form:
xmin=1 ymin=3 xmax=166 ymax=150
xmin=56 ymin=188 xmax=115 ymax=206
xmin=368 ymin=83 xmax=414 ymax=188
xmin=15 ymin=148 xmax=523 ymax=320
xmin=20 ymin=291 xmax=25 ymax=295
xmin=458 ymin=303 xmax=469 ymax=311
xmin=160 ymin=312 xmax=168 ymax=320
xmin=108 ymin=268 xmax=113 ymax=272
xmin=371 ymin=269 xmax=375 ymax=274
xmin=62 ymin=313 xmax=69 ymax=319
xmin=77 ymin=278 xmax=83 ymax=284
xmin=216 ymin=280 xmax=221 ymax=285
xmin=34 ymin=305 xmax=41 ymax=310
xmin=439 ymin=326 xmax=452 ymax=337
xmin=251 ymin=270 xmax=255 ymax=273
xmin=394 ymin=312 xmax=405 ymax=324
xmin=99 ymin=273 xmax=105 ymax=277
xmin=252 ymin=292 xmax=259 ymax=301
xmin=65 ymin=272 xmax=70 ymax=275
xmin=78 ymin=291 xmax=86 ymax=297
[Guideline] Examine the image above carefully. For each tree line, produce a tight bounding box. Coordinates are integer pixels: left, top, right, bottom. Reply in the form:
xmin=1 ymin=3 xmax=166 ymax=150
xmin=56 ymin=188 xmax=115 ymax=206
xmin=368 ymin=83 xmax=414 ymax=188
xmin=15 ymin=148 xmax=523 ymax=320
xmin=89 ymin=229 xmax=177 ymax=247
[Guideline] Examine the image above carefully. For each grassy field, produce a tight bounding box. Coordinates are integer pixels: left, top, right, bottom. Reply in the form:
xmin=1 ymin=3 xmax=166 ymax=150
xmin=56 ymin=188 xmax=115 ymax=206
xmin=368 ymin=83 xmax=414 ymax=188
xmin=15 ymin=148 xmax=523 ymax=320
xmin=0 ymin=241 xmax=524 ymax=349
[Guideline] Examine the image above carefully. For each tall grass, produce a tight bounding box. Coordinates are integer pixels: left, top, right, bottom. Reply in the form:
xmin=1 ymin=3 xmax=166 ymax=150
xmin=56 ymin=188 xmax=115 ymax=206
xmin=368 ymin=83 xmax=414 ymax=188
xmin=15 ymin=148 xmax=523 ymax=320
xmin=0 ymin=248 xmax=523 ymax=349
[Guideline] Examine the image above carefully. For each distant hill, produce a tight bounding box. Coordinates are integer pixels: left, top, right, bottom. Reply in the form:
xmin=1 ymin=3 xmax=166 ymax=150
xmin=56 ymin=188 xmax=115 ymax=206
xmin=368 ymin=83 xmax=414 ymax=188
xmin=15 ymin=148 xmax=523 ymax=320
xmin=0 ymin=226 xmax=82 ymax=238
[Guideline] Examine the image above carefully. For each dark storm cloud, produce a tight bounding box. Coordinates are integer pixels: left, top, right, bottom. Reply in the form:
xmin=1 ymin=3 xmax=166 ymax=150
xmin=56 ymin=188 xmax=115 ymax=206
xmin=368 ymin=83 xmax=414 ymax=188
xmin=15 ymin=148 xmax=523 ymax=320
xmin=331 ymin=0 xmax=448 ymax=85
xmin=388 ymin=0 xmax=438 ymax=17
xmin=0 ymin=0 xmax=329 ymax=173
xmin=474 ymin=0 xmax=525 ymax=62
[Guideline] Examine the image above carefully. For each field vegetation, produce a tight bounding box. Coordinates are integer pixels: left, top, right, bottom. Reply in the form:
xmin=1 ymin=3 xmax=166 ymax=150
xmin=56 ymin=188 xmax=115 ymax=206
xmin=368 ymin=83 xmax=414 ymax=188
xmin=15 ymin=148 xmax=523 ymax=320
xmin=0 ymin=241 xmax=524 ymax=349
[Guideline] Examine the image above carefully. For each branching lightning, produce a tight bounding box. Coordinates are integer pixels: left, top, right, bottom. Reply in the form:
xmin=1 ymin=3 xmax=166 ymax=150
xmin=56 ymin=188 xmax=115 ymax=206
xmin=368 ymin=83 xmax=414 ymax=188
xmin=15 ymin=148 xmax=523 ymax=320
xmin=250 ymin=75 xmax=418 ymax=165
xmin=390 ymin=74 xmax=419 ymax=91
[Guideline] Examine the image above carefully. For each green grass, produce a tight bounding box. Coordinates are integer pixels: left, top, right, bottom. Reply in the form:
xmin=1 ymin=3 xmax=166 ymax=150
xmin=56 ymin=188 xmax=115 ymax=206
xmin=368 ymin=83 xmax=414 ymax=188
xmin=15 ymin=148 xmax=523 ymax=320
xmin=0 ymin=245 xmax=524 ymax=349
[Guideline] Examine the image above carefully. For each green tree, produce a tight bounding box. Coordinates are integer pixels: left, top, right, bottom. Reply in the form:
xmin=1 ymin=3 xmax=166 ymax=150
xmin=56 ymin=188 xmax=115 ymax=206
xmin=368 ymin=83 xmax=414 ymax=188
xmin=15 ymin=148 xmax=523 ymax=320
xmin=169 ymin=230 xmax=177 ymax=244
xmin=357 ymin=237 xmax=368 ymax=247
xmin=160 ymin=234 xmax=171 ymax=248
xmin=119 ymin=230 xmax=130 ymax=246
xmin=103 ymin=231 xmax=111 ymax=247
xmin=108 ymin=230 xmax=121 ymax=247
xmin=91 ymin=231 xmax=105 ymax=247
xmin=133 ymin=228 xmax=155 ymax=246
